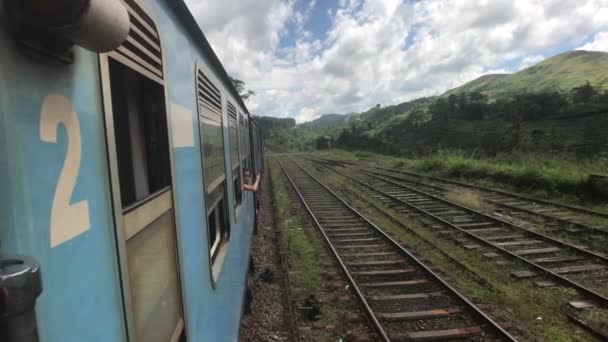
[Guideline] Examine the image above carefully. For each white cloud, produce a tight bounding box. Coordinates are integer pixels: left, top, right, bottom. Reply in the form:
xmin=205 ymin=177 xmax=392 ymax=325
xmin=577 ymin=31 xmax=608 ymax=51
xmin=186 ymin=0 xmax=608 ymax=123
xmin=519 ymin=54 xmax=545 ymax=70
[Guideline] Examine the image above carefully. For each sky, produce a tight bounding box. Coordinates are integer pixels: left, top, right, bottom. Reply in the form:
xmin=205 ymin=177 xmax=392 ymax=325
xmin=184 ymin=0 xmax=608 ymax=123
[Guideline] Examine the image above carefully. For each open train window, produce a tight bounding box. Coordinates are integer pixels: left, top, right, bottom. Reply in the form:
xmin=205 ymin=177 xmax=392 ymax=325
xmin=196 ymin=66 xmax=230 ymax=280
xmin=227 ymin=101 xmax=242 ymax=216
xmin=109 ymin=60 xmax=171 ymax=207
xmin=239 ymin=111 xmax=251 ymax=183
xmin=100 ymin=1 xmax=184 ymax=341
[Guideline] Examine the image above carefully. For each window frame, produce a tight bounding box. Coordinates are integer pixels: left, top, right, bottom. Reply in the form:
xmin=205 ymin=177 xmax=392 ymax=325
xmin=227 ymin=100 xmax=243 ymax=219
xmin=195 ymin=63 xmax=231 ymax=286
xmin=99 ymin=9 xmax=185 ymax=340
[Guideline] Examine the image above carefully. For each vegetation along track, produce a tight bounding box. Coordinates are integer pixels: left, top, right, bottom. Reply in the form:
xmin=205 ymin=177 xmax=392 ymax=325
xmin=305 ymin=157 xmax=608 ymax=310
xmin=279 ymin=158 xmax=516 ymax=341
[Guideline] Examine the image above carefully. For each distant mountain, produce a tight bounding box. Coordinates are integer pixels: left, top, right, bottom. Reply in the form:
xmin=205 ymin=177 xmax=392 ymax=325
xmin=444 ymin=50 xmax=608 ymax=97
xmin=300 ymin=113 xmax=351 ymax=130
xmin=267 ymin=50 xmax=608 ymax=155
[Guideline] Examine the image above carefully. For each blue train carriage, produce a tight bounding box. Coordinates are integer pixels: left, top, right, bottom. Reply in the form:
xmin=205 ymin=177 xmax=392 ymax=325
xmin=0 ymin=0 xmax=264 ymax=341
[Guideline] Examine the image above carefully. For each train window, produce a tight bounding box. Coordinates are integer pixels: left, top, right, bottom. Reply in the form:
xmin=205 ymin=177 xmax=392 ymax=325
xmin=197 ymin=67 xmax=230 ymax=276
xmin=227 ymin=101 xmax=242 ymax=215
xmin=101 ymin=1 xmax=184 ymax=340
xmin=239 ymin=111 xmax=251 ymax=180
xmin=109 ymin=60 xmax=171 ymax=207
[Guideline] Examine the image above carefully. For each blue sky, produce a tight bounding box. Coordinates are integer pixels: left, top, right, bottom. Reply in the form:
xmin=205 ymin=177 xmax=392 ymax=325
xmin=186 ymin=0 xmax=608 ymax=122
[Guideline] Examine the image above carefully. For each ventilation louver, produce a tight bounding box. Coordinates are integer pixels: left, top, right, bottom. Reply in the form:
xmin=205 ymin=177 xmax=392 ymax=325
xmin=197 ymin=71 xmax=222 ymax=120
xmin=110 ymin=0 xmax=163 ymax=82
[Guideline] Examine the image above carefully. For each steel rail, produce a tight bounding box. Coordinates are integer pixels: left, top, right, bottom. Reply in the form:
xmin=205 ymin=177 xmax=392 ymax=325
xmin=318 ymin=156 xmax=608 ymax=220
xmin=363 ymin=169 xmax=608 ymax=238
xmin=284 ymin=158 xmax=518 ymax=341
xmin=306 ymin=159 xmax=608 ymax=307
xmin=278 ymin=159 xmax=391 ymax=341
xmin=363 ymin=170 xmax=608 ymax=263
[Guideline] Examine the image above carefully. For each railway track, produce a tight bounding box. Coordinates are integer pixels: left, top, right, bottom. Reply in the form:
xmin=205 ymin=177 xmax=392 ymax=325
xmin=364 ymin=168 xmax=608 ymax=248
xmin=315 ymin=157 xmax=608 ymax=246
xmin=279 ymin=158 xmax=516 ymax=341
xmin=304 ymin=158 xmax=608 ymax=310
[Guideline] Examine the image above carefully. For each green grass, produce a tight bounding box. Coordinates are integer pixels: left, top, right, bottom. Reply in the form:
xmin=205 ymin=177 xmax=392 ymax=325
xmin=269 ymin=158 xmax=360 ymax=340
xmin=315 ymin=148 xmax=608 ymax=211
xmin=270 ymin=158 xmax=322 ymax=295
xmin=444 ymin=189 xmax=495 ymax=213
xmin=409 ymin=150 xmax=607 ymax=202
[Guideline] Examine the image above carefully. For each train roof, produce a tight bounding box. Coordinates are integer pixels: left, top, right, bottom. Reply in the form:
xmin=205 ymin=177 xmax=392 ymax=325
xmin=172 ymin=0 xmax=250 ymax=115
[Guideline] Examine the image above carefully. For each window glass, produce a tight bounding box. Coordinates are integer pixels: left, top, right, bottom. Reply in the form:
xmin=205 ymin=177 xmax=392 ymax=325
xmin=200 ymin=112 xmax=226 ymax=197
xmin=109 ymin=60 xmax=171 ymax=207
xmin=127 ymin=210 xmax=183 ymax=342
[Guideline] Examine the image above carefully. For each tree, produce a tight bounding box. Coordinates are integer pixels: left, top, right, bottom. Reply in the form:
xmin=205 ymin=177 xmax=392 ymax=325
xmin=229 ymin=76 xmax=255 ymax=100
xmin=430 ymin=98 xmax=450 ymax=121
xmin=571 ymin=81 xmax=597 ymax=103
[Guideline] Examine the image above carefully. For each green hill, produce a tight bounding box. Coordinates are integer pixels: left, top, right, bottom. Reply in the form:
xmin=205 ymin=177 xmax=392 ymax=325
xmin=445 ymin=50 xmax=608 ymax=97
xmin=300 ymin=113 xmax=351 ymax=130
xmin=268 ymin=50 xmax=608 ymax=156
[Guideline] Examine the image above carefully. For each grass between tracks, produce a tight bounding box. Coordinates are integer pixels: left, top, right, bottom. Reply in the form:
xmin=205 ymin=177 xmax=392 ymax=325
xmin=270 ymin=158 xmax=355 ymax=340
xmin=270 ymin=158 xmax=322 ymax=297
xmin=314 ymin=149 xmax=608 ymax=212
xmin=300 ymin=158 xmax=601 ymax=341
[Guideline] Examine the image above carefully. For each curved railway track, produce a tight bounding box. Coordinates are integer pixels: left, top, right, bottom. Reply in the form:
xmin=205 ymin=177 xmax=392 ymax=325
xmin=279 ymin=158 xmax=516 ymax=341
xmin=304 ymin=158 xmax=608 ymax=309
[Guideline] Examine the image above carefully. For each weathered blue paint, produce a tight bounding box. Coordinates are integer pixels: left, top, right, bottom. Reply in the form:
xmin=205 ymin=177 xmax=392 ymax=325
xmin=0 ymin=1 xmax=257 ymax=341
xmin=0 ymin=6 xmax=126 ymax=342
xmin=154 ymin=0 xmax=256 ymax=339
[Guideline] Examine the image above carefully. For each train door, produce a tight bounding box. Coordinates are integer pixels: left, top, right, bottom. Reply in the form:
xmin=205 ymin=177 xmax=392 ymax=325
xmin=98 ymin=1 xmax=184 ymax=341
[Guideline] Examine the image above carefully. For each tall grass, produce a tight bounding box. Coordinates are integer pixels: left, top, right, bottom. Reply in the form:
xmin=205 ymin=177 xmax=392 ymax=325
xmin=445 ymin=190 xmax=495 ymax=213
xmin=410 ymin=150 xmax=606 ymax=199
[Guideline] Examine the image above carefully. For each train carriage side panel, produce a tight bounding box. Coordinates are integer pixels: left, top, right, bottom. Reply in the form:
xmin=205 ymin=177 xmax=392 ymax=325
xmin=151 ymin=0 xmax=257 ymax=340
xmin=0 ymin=5 xmax=126 ymax=342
